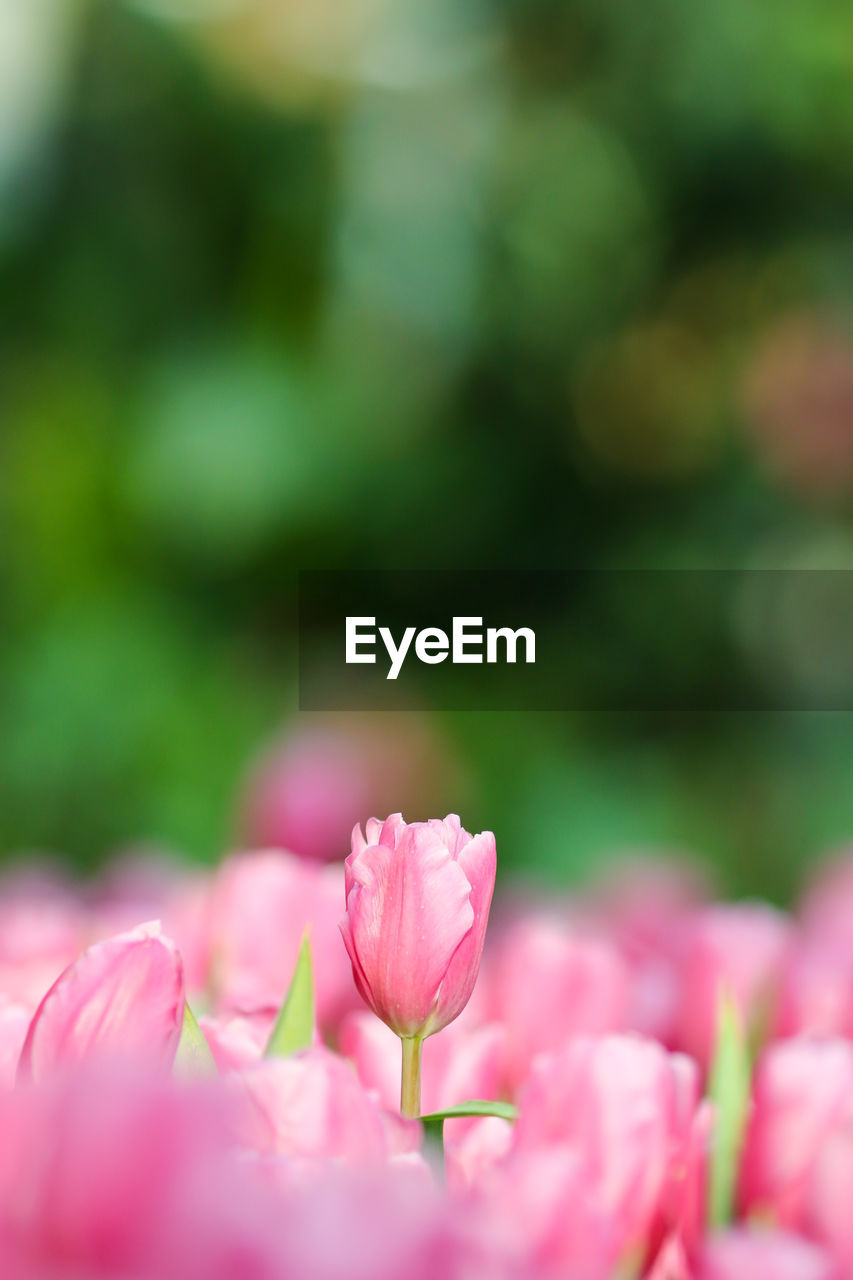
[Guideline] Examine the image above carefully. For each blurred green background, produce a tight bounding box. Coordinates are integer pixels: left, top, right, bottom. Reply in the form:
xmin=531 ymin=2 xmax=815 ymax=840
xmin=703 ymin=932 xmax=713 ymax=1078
xmin=2 ymin=0 xmax=853 ymax=899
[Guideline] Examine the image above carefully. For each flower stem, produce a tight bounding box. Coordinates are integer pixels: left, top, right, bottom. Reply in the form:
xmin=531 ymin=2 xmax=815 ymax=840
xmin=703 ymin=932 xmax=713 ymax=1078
xmin=400 ymin=1036 xmax=422 ymax=1118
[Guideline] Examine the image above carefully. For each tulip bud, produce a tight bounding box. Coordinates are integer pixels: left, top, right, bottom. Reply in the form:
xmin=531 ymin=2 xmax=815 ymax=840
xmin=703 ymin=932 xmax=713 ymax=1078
xmin=17 ymin=923 xmax=185 ymax=1081
xmin=339 ymin=814 xmax=496 ymax=1116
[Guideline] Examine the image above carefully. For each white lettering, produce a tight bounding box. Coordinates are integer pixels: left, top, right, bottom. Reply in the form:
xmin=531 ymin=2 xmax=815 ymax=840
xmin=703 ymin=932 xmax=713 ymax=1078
xmin=379 ymin=626 xmax=416 ymax=680
xmin=415 ymin=628 xmax=449 ymax=664
xmin=486 ymin=626 xmax=536 ymax=664
xmin=346 ymin=617 xmax=376 ymax=663
xmin=453 ymin=616 xmax=483 ymax=663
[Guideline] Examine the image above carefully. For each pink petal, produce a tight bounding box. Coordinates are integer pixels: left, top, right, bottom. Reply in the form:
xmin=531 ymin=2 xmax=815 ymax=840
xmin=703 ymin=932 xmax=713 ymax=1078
xmin=434 ymin=830 xmax=496 ymax=1029
xmin=18 ymin=923 xmax=184 ymax=1081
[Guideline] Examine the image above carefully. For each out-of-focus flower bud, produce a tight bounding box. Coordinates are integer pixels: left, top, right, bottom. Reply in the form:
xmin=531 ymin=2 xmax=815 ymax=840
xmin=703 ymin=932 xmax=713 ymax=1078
xmin=17 ymin=923 xmax=184 ymax=1081
xmin=740 ymin=1036 xmax=853 ymax=1271
xmin=229 ymin=1047 xmax=419 ymax=1165
xmin=208 ymin=849 xmax=357 ymax=1033
xmin=484 ymin=913 xmax=629 ymax=1092
xmin=238 ymin=718 xmax=452 ymax=863
xmin=672 ymin=904 xmax=794 ymax=1068
xmin=513 ymin=1034 xmax=706 ymax=1265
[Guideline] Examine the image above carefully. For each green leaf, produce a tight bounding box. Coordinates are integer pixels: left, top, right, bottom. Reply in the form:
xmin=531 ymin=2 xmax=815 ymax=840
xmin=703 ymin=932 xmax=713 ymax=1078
xmin=174 ymin=1001 xmax=217 ymax=1077
xmin=418 ymin=1100 xmax=518 ymax=1123
xmin=265 ymin=932 xmax=315 ymax=1057
xmin=707 ymin=992 xmax=752 ymax=1228
xmin=421 ymin=1115 xmax=446 ymax=1150
xmin=419 ymin=1100 xmax=517 ymax=1186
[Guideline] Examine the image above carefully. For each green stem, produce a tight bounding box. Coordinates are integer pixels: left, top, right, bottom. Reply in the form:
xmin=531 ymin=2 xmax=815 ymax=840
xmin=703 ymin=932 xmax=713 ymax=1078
xmin=400 ymin=1036 xmax=422 ymax=1118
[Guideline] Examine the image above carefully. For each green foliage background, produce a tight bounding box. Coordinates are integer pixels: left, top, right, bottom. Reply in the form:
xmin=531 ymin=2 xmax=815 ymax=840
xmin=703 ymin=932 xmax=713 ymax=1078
xmin=2 ymin=0 xmax=853 ymax=896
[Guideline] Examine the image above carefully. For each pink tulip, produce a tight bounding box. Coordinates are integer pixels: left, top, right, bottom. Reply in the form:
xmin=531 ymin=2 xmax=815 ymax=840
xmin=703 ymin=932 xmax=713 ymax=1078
xmin=476 ymin=1145 xmax=620 ymax=1280
xmin=776 ymin=941 xmax=853 ymax=1039
xmin=740 ymin=1037 xmax=853 ymax=1268
xmin=444 ymin=1114 xmax=514 ymax=1193
xmin=208 ymin=849 xmax=357 ymax=1032
xmin=484 ymin=913 xmax=629 ymax=1092
xmin=17 ymin=922 xmax=185 ymax=1081
xmin=774 ymin=852 xmax=853 ymax=1039
xmin=263 ymin=1161 xmax=523 ymax=1280
xmin=340 ymin=814 xmax=496 ymax=1042
xmin=672 ymin=904 xmax=794 ymax=1068
xmin=198 ymin=1011 xmax=276 ymax=1071
xmin=799 ymin=851 xmax=853 ymax=951
xmin=588 ymin=856 xmax=709 ymax=1044
xmin=0 ymin=1059 xmax=526 ymax=1280
xmin=0 ymin=1063 xmax=297 ymax=1280
xmin=229 ymin=1047 xmax=420 ymax=1165
xmin=697 ymin=1229 xmax=838 ymax=1280
xmin=240 ymin=729 xmax=374 ymax=863
xmin=238 ymin=718 xmax=451 ymax=864
xmin=513 ymin=1034 xmax=705 ymax=1264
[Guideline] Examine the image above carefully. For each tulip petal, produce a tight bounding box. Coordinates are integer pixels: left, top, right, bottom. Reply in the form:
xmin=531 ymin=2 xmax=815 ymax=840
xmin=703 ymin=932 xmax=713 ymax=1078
xmin=434 ymin=830 xmax=496 ymax=1029
xmin=18 ymin=923 xmax=184 ymax=1081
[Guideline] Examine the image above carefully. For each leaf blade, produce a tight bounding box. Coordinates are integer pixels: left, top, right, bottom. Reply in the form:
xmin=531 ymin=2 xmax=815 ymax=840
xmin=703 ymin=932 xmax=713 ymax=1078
xmin=265 ymin=932 xmax=315 ymax=1057
xmin=707 ymin=992 xmax=751 ymax=1227
xmin=174 ymin=1001 xmax=217 ymax=1077
xmin=418 ymin=1099 xmax=518 ymax=1123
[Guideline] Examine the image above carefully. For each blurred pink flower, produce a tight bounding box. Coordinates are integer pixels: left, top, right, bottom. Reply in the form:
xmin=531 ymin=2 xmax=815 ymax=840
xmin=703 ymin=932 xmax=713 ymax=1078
xmin=484 ymin=914 xmax=629 ymax=1092
xmin=229 ymin=1047 xmax=419 ymax=1165
xmin=238 ymin=718 xmax=453 ymax=864
xmin=672 ymin=903 xmax=794 ymax=1068
xmin=774 ymin=854 xmax=853 ymax=1039
xmin=512 ymin=1034 xmax=706 ymax=1265
xmin=0 ymin=867 xmax=84 ymax=1005
xmin=697 ymin=1229 xmax=837 ymax=1280
xmin=588 ymin=856 xmax=709 ymax=1044
xmin=88 ymin=855 xmax=215 ymax=997
xmin=445 ymin=1115 xmax=515 ymax=1192
xmin=265 ymin=1161 xmax=524 ymax=1280
xmin=799 ymin=851 xmax=853 ymax=957
xmin=0 ymin=1062 xmax=519 ymax=1280
xmin=475 ymin=1145 xmax=619 ymax=1280
xmin=198 ymin=1010 xmax=276 ymax=1071
xmin=340 ymin=815 xmax=496 ymax=1040
xmin=740 ymin=1036 xmax=853 ymax=1269
xmin=207 ymin=849 xmax=356 ymax=1032
xmin=17 ymin=922 xmax=185 ymax=1081
xmin=240 ymin=729 xmax=374 ymax=863
xmin=776 ymin=941 xmax=853 ymax=1040
xmin=0 ymin=1064 xmax=291 ymax=1280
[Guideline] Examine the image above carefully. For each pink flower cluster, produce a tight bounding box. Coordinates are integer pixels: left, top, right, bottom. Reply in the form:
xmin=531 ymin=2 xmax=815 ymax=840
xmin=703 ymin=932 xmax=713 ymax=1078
xmin=0 ymin=817 xmax=852 ymax=1279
